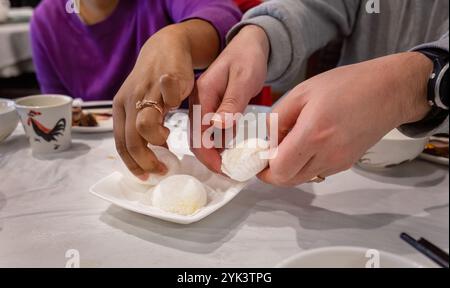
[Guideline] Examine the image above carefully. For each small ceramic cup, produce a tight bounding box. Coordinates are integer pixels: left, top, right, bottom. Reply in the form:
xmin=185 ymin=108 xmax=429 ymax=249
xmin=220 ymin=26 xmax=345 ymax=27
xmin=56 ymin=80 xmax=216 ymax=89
xmin=15 ymin=95 xmax=73 ymax=154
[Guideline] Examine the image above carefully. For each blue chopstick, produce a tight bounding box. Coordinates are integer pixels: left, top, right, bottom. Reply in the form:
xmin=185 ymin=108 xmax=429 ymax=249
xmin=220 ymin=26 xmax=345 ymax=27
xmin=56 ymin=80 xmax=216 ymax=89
xmin=401 ymin=233 xmax=449 ymax=268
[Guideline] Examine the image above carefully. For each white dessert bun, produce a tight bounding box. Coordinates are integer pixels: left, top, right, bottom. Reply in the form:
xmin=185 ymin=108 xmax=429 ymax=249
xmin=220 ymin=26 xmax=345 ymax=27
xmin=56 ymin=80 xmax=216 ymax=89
xmin=221 ymin=138 xmax=270 ymax=182
xmin=152 ymin=175 xmax=207 ymax=215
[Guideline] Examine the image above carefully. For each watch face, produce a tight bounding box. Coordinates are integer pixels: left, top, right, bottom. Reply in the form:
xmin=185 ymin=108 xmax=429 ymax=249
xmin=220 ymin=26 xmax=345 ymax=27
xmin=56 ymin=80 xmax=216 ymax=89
xmin=440 ymin=65 xmax=449 ymax=108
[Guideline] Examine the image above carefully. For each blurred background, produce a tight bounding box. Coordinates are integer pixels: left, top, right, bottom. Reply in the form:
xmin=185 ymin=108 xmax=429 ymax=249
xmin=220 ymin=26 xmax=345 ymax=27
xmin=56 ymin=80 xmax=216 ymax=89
xmin=0 ymin=0 xmax=342 ymax=101
xmin=0 ymin=0 xmax=40 ymax=99
xmin=10 ymin=0 xmax=40 ymax=6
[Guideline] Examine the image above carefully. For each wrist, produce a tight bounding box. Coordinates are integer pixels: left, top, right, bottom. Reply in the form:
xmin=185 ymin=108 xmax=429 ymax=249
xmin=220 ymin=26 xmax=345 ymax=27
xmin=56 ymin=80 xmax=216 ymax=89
xmin=401 ymin=52 xmax=434 ymax=124
xmin=156 ymin=24 xmax=191 ymax=53
xmin=238 ymin=25 xmax=270 ymax=63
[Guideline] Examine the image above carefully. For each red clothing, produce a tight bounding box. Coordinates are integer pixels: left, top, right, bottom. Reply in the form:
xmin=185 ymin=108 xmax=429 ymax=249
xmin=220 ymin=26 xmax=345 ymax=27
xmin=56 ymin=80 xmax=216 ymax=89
xmin=233 ymin=0 xmax=262 ymax=12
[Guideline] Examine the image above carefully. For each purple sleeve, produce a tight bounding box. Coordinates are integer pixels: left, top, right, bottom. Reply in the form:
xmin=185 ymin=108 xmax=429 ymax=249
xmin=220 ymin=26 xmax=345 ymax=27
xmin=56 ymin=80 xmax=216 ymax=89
xmin=30 ymin=14 xmax=69 ymax=95
xmin=164 ymin=0 xmax=242 ymax=48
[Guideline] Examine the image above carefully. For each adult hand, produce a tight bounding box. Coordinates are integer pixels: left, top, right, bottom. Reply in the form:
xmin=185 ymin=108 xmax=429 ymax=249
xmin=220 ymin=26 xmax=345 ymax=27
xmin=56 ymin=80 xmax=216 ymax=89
xmin=114 ymin=20 xmax=219 ymax=180
xmin=190 ymin=25 xmax=270 ymax=172
xmin=259 ymin=52 xmax=433 ymax=186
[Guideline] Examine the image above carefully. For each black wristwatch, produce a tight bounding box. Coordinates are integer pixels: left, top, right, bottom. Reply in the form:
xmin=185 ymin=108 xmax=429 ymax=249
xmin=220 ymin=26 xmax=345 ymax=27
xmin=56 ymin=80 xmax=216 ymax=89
xmin=418 ymin=48 xmax=449 ymax=110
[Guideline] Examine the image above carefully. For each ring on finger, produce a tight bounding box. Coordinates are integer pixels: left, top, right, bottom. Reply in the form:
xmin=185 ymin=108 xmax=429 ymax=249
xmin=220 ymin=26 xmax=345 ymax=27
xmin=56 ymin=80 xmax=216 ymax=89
xmin=136 ymin=100 xmax=164 ymax=115
xmin=309 ymin=175 xmax=326 ymax=183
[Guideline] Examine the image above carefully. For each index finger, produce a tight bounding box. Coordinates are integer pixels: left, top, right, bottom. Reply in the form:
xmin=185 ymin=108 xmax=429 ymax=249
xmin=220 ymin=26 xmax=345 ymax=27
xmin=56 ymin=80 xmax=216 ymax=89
xmin=189 ymin=84 xmax=222 ymax=173
xmin=126 ymin=104 xmax=166 ymax=175
xmin=258 ymin=93 xmax=316 ymax=184
xmin=114 ymin=97 xmax=148 ymax=179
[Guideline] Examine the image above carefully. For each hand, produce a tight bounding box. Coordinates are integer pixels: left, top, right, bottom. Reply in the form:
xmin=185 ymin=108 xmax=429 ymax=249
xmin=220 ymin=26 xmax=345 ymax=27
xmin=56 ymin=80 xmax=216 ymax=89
xmin=259 ymin=52 xmax=433 ymax=186
xmin=114 ymin=20 xmax=219 ymax=180
xmin=190 ymin=25 xmax=270 ymax=172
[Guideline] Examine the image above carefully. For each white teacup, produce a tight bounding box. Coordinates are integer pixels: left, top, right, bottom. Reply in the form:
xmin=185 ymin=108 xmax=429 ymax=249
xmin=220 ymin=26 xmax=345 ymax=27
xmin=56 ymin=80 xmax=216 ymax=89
xmin=15 ymin=95 xmax=73 ymax=154
xmin=0 ymin=0 xmax=10 ymax=23
xmin=358 ymin=129 xmax=429 ymax=170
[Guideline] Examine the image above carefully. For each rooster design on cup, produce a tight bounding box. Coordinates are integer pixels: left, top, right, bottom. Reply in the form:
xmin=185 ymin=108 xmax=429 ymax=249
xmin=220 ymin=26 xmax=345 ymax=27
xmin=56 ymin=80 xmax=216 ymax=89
xmin=27 ymin=110 xmax=66 ymax=143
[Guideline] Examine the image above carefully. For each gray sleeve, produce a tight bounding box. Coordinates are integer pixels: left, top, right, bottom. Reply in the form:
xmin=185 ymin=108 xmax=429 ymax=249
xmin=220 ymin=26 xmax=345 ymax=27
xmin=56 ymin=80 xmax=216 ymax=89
xmin=399 ymin=32 xmax=449 ymax=138
xmin=412 ymin=31 xmax=449 ymax=55
xmin=227 ymin=0 xmax=360 ymax=87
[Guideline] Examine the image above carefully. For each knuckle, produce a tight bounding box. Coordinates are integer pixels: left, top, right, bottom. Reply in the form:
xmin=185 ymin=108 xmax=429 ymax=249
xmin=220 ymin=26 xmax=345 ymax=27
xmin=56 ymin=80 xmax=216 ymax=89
xmin=133 ymin=83 xmax=148 ymax=97
xmin=113 ymin=96 xmax=121 ymax=107
xmin=196 ymin=76 xmax=212 ymax=92
xmin=128 ymin=165 xmax=143 ymax=175
xmin=125 ymin=143 xmax=142 ymax=155
xmin=307 ymin=130 xmax=324 ymax=146
xmin=232 ymin=65 xmax=247 ymax=79
xmin=136 ymin=115 xmax=160 ymax=134
xmin=293 ymin=81 xmax=310 ymax=95
xmin=136 ymin=117 xmax=150 ymax=134
xmin=220 ymin=97 xmax=241 ymax=110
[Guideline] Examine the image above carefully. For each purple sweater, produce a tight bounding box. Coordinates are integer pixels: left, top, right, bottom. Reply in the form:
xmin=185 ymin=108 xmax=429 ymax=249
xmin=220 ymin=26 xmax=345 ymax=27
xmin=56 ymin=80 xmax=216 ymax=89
xmin=30 ymin=0 xmax=241 ymax=101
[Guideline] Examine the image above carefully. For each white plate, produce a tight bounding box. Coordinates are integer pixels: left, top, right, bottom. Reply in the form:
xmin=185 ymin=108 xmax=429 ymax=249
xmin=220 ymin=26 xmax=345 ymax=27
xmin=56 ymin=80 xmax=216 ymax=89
xmin=72 ymin=101 xmax=113 ymax=133
xmin=90 ymin=104 xmax=269 ymax=223
xmin=90 ymin=154 xmax=248 ymax=224
xmin=419 ymin=153 xmax=449 ymax=166
xmin=72 ymin=111 xmax=113 ymax=133
xmin=276 ymin=247 xmax=422 ymax=268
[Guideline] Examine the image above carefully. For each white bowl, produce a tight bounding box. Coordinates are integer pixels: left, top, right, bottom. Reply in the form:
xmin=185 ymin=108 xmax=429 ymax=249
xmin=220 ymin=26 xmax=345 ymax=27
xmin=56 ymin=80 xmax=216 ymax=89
xmin=0 ymin=98 xmax=19 ymax=143
xmin=358 ymin=129 xmax=429 ymax=170
xmin=277 ymin=247 xmax=421 ymax=268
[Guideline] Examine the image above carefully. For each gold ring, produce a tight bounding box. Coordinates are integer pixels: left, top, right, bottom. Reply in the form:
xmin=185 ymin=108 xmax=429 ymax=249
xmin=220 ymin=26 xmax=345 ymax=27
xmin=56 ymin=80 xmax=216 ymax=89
xmin=136 ymin=100 xmax=163 ymax=114
xmin=309 ymin=175 xmax=326 ymax=183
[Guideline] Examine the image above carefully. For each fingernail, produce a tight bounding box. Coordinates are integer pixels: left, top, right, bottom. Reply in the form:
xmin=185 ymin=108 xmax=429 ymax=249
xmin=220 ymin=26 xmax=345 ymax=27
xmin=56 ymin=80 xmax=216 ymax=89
xmin=211 ymin=113 xmax=223 ymax=128
xmin=137 ymin=173 xmax=149 ymax=181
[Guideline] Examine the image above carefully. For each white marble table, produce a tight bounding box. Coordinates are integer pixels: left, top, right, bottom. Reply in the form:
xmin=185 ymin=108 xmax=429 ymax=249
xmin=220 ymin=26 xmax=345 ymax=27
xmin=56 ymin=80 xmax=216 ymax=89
xmin=0 ymin=126 xmax=448 ymax=268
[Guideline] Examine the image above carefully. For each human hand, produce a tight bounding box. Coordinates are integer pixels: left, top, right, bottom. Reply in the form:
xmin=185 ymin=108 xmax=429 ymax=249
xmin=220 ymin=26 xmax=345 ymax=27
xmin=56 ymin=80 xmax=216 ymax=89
xmin=259 ymin=52 xmax=433 ymax=186
xmin=113 ymin=20 xmax=218 ymax=180
xmin=190 ymin=25 xmax=270 ymax=172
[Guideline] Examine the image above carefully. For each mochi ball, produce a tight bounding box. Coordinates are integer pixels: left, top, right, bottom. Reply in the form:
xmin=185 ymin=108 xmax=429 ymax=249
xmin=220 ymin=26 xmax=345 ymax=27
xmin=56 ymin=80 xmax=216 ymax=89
xmin=152 ymin=175 xmax=207 ymax=215
xmin=221 ymin=138 xmax=270 ymax=182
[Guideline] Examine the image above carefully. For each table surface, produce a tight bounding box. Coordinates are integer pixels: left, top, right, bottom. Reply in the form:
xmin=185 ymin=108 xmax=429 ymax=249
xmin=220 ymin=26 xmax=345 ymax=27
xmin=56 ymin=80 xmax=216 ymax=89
xmin=0 ymin=126 xmax=448 ymax=268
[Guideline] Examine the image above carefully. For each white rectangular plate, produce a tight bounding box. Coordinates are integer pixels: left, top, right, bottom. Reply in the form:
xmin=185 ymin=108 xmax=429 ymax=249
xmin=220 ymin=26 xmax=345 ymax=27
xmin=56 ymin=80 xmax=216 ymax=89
xmin=90 ymin=154 xmax=248 ymax=224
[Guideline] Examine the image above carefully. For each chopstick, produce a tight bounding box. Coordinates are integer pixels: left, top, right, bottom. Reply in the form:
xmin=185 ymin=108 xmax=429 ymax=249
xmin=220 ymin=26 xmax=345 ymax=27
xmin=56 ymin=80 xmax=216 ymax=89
xmin=400 ymin=233 xmax=449 ymax=268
